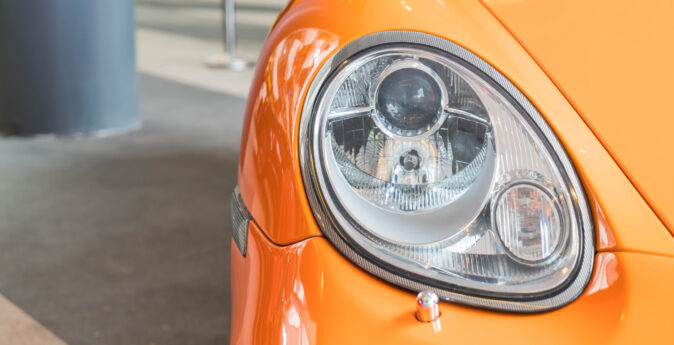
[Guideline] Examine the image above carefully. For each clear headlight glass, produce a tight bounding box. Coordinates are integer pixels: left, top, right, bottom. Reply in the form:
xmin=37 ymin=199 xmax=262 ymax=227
xmin=301 ymin=34 xmax=593 ymax=312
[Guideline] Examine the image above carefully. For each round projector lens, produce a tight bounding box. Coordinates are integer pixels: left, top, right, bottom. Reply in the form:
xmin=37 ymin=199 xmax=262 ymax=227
xmin=375 ymin=68 xmax=443 ymax=136
xmin=495 ymin=183 xmax=562 ymax=263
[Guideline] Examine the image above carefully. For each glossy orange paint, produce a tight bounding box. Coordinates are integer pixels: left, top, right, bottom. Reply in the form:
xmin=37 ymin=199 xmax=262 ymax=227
xmin=231 ymin=223 xmax=674 ymax=344
xmin=482 ymin=0 xmax=674 ymax=233
xmin=238 ymin=27 xmax=338 ymax=245
xmin=234 ymin=0 xmax=674 ymax=341
xmin=237 ymin=0 xmax=674 ymax=253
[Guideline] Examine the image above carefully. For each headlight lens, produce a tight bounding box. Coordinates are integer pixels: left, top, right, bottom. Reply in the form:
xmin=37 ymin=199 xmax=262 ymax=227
xmin=301 ymin=32 xmax=594 ymax=312
xmin=374 ymin=61 xmax=445 ymax=137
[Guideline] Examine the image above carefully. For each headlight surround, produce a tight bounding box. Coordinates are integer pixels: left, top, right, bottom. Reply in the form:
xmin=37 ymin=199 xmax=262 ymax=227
xmin=300 ymin=32 xmax=594 ymax=312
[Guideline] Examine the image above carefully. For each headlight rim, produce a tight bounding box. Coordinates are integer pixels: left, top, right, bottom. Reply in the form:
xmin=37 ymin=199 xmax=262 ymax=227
xmin=299 ymin=31 xmax=594 ymax=313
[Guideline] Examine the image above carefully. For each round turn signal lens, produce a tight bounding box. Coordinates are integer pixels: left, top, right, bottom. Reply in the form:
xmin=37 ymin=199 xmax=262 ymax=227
xmin=495 ymin=183 xmax=562 ymax=262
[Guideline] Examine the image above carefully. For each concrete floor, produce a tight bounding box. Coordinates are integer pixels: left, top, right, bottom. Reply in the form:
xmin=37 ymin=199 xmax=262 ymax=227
xmin=0 ymin=0 xmax=278 ymax=344
xmin=0 ymin=74 xmax=244 ymax=345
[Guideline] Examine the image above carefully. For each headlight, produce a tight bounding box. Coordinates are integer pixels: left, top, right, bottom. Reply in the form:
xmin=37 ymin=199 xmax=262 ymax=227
xmin=300 ymin=32 xmax=594 ymax=312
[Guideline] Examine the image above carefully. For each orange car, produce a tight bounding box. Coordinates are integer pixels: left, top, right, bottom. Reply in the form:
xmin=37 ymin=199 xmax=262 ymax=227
xmin=230 ymin=0 xmax=674 ymax=343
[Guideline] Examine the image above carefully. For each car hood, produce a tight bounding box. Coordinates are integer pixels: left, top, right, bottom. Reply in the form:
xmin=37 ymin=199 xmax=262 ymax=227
xmin=482 ymin=0 xmax=674 ymax=233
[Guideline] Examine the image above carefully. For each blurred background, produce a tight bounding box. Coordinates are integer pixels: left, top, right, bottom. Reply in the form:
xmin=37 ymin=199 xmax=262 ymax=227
xmin=0 ymin=0 xmax=283 ymax=344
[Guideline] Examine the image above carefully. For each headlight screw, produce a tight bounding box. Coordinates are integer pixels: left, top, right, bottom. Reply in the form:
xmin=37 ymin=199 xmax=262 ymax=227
xmin=415 ymin=290 xmax=441 ymax=323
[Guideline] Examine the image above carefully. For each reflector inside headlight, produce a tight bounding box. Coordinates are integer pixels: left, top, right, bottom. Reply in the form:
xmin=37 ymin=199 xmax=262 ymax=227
xmin=301 ymin=32 xmax=594 ymax=312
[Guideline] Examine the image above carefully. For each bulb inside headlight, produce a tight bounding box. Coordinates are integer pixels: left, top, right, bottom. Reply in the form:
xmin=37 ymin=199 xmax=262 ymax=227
xmin=328 ymin=56 xmax=492 ymax=215
xmin=301 ymin=33 xmax=593 ymax=312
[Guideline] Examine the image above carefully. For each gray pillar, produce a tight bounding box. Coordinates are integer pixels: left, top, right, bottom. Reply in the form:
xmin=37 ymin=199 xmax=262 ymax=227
xmin=0 ymin=0 xmax=139 ymax=136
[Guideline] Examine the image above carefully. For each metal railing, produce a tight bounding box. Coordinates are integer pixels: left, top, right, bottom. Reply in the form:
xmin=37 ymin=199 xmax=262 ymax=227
xmin=205 ymin=0 xmax=253 ymax=71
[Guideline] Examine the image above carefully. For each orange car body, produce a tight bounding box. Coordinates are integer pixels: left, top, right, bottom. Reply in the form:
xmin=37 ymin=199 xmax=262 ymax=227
xmin=232 ymin=0 xmax=674 ymax=343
